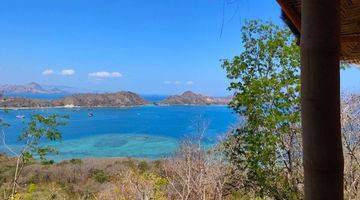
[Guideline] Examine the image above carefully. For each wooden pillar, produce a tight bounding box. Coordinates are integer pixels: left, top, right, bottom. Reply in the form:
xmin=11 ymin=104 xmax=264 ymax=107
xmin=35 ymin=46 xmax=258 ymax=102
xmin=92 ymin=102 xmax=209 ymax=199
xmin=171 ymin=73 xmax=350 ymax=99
xmin=301 ymin=0 xmax=343 ymax=199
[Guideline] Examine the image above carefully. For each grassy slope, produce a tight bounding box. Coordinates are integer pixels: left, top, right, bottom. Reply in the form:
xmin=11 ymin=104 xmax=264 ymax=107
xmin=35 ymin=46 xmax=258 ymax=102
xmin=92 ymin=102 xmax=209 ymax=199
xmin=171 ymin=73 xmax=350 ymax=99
xmin=0 ymin=155 xmax=166 ymax=200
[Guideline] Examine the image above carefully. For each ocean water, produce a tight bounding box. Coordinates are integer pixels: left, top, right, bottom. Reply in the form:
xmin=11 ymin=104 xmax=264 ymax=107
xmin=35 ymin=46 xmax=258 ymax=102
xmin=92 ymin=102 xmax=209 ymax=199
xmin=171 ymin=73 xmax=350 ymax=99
xmin=0 ymin=105 xmax=238 ymax=160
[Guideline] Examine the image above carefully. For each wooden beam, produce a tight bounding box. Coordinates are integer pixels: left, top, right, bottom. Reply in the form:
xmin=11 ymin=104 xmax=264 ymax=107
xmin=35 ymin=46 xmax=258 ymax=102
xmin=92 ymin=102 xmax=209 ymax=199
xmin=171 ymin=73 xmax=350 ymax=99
xmin=301 ymin=0 xmax=344 ymax=199
xmin=278 ymin=0 xmax=360 ymax=44
xmin=341 ymin=34 xmax=360 ymax=43
xmin=277 ymin=0 xmax=301 ymax=31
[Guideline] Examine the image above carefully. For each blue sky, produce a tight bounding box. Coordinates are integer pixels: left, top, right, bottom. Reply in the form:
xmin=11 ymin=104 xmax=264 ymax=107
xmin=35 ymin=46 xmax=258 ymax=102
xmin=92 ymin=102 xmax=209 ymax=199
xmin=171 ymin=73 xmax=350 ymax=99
xmin=0 ymin=0 xmax=359 ymax=96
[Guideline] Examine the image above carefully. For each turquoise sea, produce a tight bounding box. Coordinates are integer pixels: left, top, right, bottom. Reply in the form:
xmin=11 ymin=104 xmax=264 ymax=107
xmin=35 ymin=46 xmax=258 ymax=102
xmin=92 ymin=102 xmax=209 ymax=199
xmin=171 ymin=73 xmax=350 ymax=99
xmin=0 ymin=105 xmax=238 ymax=161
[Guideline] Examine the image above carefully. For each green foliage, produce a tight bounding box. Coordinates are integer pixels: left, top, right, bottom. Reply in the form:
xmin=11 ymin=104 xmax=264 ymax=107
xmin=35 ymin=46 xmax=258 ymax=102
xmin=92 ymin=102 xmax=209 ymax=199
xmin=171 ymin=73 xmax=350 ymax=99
xmin=10 ymin=183 xmax=67 ymax=200
xmin=19 ymin=114 xmax=68 ymax=164
xmin=69 ymin=158 xmax=82 ymax=165
xmin=142 ymin=172 xmax=168 ymax=200
xmin=27 ymin=183 xmax=37 ymax=193
xmin=153 ymin=160 xmax=161 ymax=169
xmin=1 ymin=114 xmax=68 ymax=199
xmin=222 ymin=20 xmax=302 ymax=199
xmin=138 ymin=160 xmax=150 ymax=173
xmin=89 ymin=169 xmax=110 ymax=183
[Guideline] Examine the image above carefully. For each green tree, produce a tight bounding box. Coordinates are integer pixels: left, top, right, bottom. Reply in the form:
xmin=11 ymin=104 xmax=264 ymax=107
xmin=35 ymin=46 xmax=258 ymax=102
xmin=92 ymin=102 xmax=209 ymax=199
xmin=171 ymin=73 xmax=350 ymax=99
xmin=1 ymin=114 xmax=68 ymax=198
xmin=18 ymin=114 xmax=68 ymax=163
xmin=221 ymin=20 xmax=302 ymax=199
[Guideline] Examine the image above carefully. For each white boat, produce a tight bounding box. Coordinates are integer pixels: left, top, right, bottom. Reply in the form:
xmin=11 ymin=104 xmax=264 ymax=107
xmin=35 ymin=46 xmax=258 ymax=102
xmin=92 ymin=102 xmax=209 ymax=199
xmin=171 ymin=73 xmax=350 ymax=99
xmin=64 ymin=104 xmax=75 ymax=108
xmin=16 ymin=115 xmax=25 ymax=119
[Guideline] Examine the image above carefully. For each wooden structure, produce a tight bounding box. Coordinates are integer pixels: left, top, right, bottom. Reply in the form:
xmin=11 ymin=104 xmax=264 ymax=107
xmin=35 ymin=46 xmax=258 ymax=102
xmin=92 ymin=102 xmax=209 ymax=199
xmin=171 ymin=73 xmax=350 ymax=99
xmin=277 ymin=0 xmax=360 ymax=199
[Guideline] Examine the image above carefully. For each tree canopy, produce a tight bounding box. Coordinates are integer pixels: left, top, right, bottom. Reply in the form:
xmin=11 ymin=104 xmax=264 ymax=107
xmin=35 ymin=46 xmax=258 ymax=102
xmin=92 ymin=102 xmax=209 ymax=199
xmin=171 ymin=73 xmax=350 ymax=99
xmin=222 ymin=20 xmax=302 ymax=199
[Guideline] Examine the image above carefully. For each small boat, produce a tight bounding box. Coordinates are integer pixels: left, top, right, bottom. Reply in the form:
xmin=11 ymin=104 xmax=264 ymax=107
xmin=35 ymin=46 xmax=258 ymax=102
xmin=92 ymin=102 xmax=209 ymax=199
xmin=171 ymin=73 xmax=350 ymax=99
xmin=64 ymin=104 xmax=75 ymax=108
xmin=16 ymin=115 xmax=25 ymax=119
xmin=88 ymin=112 xmax=94 ymax=117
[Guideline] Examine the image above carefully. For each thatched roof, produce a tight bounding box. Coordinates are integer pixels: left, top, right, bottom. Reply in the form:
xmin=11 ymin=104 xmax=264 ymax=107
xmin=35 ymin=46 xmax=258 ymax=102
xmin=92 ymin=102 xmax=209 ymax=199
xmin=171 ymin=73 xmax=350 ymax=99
xmin=277 ymin=0 xmax=360 ymax=64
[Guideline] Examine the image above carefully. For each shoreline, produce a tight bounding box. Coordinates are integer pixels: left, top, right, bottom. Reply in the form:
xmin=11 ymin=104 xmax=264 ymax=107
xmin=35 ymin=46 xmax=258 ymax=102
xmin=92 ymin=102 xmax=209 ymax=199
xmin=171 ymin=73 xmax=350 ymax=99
xmin=0 ymin=153 xmax=161 ymax=163
xmin=1 ymin=103 xmax=229 ymax=110
xmin=2 ymin=105 xmax=148 ymax=110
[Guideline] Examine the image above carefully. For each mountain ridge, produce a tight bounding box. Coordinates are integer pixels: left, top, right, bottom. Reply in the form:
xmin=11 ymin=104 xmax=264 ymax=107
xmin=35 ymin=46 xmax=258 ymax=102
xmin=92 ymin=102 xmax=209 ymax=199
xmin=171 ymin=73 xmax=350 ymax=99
xmin=0 ymin=82 xmax=68 ymax=94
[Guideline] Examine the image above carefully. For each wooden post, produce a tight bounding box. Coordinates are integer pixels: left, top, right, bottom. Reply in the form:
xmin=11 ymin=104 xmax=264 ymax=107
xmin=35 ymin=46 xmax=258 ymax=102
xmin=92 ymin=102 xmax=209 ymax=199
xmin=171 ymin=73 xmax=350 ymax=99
xmin=301 ymin=0 xmax=343 ymax=199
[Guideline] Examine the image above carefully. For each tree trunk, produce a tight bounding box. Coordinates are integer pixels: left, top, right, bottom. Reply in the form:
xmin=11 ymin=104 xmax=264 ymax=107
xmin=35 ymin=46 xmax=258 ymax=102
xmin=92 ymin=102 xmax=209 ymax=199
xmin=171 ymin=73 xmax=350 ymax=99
xmin=301 ymin=0 xmax=343 ymax=199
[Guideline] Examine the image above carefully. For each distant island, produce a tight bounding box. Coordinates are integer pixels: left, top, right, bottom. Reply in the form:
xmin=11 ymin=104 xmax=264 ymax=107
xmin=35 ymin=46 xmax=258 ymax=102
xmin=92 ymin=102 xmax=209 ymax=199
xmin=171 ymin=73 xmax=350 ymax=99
xmin=52 ymin=92 xmax=148 ymax=107
xmin=0 ymin=83 xmax=231 ymax=108
xmin=0 ymin=92 xmax=148 ymax=109
xmin=159 ymin=91 xmax=231 ymax=105
xmin=0 ymin=82 xmax=68 ymax=95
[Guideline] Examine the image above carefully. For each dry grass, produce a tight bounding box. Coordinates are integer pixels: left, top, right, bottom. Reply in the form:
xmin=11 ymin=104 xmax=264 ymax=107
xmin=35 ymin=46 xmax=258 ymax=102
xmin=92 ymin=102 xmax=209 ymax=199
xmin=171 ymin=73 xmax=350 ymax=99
xmin=0 ymin=142 xmax=230 ymax=200
xmin=163 ymin=141 xmax=229 ymax=200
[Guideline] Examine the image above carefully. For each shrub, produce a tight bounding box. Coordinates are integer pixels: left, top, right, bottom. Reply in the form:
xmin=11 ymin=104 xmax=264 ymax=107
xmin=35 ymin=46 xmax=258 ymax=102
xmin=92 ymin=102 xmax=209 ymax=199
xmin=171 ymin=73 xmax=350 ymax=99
xmin=89 ymin=169 xmax=110 ymax=183
xmin=163 ymin=139 xmax=229 ymax=200
xmin=27 ymin=183 xmax=37 ymax=193
xmin=69 ymin=158 xmax=82 ymax=165
xmin=138 ymin=160 xmax=149 ymax=173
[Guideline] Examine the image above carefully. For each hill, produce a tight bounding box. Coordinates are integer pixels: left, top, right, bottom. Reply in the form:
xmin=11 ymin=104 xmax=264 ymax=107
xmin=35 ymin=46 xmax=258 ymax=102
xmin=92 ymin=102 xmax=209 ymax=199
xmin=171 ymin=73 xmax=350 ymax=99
xmin=159 ymin=91 xmax=230 ymax=105
xmin=0 ymin=82 xmax=67 ymax=95
xmin=53 ymin=92 xmax=148 ymax=107
xmin=0 ymin=91 xmax=148 ymax=108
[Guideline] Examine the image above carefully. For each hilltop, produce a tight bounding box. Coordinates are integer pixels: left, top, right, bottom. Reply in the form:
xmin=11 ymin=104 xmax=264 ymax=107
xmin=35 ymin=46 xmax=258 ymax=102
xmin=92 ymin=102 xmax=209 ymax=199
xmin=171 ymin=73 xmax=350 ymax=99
xmin=159 ymin=91 xmax=231 ymax=105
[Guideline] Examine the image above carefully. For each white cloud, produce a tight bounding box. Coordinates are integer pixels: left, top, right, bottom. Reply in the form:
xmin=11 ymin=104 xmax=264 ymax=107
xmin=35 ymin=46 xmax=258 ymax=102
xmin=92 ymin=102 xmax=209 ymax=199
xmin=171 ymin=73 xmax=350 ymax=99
xmin=186 ymin=81 xmax=194 ymax=85
xmin=61 ymin=69 xmax=75 ymax=76
xmin=42 ymin=69 xmax=54 ymax=75
xmin=88 ymin=71 xmax=122 ymax=78
xmin=164 ymin=81 xmax=189 ymax=85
